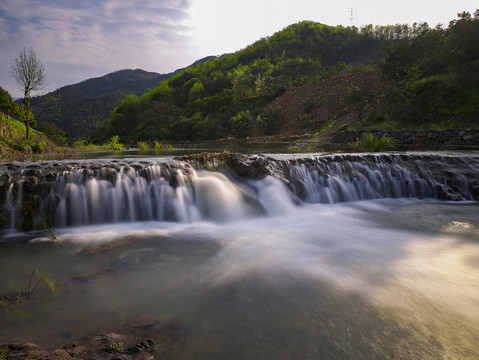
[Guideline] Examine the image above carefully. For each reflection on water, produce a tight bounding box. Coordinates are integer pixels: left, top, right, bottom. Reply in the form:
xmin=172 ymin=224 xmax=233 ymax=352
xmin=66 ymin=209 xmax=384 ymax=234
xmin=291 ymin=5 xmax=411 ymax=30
xmin=0 ymin=200 xmax=478 ymax=359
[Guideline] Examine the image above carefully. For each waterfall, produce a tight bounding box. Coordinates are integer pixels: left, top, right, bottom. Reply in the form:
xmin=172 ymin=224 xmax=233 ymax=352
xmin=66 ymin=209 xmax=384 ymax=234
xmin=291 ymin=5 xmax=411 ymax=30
xmin=285 ymin=154 xmax=475 ymax=203
xmin=0 ymin=153 xmax=477 ymax=232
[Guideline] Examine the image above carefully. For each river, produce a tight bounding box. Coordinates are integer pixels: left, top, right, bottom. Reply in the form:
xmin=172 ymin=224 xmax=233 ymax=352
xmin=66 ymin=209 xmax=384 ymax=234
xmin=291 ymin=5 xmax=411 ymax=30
xmin=0 ymin=151 xmax=478 ymax=359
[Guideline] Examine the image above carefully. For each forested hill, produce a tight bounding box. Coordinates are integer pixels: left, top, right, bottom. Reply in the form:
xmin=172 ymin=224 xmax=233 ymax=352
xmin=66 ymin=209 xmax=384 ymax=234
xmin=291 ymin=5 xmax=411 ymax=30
xmin=99 ymin=12 xmax=479 ymax=144
xmin=33 ymin=57 xmax=218 ymax=139
xmin=99 ymin=21 xmax=389 ymax=142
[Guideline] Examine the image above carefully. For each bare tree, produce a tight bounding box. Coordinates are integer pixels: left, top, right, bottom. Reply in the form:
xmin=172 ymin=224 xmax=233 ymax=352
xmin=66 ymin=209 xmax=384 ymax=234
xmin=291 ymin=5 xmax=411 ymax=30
xmin=10 ymin=47 xmax=47 ymax=139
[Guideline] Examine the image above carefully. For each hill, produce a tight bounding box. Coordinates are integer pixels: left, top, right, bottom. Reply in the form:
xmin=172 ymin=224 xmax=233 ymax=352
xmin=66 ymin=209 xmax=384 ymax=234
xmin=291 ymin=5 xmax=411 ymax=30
xmin=99 ymin=12 xmax=479 ymax=146
xmin=99 ymin=21 xmax=389 ymax=143
xmin=32 ymin=57 xmax=218 ymax=139
xmin=31 ymin=69 xmax=164 ymax=138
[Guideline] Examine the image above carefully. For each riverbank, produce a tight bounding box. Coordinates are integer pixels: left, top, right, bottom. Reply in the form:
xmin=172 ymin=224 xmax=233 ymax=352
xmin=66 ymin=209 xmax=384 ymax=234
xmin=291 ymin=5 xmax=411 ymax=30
xmin=0 ymin=317 xmax=181 ymax=359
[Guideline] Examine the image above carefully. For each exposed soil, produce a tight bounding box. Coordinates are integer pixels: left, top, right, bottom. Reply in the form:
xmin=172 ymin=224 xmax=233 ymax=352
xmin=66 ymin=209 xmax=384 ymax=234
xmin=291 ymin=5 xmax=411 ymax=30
xmin=271 ymin=71 xmax=388 ymax=137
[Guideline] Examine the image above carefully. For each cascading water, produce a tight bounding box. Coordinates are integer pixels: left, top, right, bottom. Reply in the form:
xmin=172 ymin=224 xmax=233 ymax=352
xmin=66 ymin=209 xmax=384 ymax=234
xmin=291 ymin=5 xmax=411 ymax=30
xmin=0 ymin=152 xmax=478 ymax=359
xmin=0 ymin=152 xmax=478 ymax=233
xmin=285 ymin=153 xmax=477 ymax=203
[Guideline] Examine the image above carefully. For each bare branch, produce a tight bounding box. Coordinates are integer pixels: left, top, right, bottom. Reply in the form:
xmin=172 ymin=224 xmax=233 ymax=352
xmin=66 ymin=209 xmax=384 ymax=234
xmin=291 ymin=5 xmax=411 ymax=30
xmin=9 ymin=47 xmax=48 ymax=139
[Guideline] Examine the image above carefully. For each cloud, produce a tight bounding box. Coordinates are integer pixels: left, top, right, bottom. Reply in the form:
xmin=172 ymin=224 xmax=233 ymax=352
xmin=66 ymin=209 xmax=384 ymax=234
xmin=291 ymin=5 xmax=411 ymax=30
xmin=0 ymin=0 xmax=197 ymax=97
xmin=1 ymin=0 xmax=477 ymax=98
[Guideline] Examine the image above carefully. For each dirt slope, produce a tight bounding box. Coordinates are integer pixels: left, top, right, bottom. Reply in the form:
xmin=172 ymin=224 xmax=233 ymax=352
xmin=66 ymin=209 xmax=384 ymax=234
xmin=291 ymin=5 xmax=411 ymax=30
xmin=258 ymin=71 xmax=389 ymax=142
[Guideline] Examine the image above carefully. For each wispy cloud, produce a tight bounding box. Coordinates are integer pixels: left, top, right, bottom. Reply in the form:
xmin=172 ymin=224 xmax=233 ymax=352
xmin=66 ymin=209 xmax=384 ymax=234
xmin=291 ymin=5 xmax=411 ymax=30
xmin=0 ymin=0 xmax=196 ymax=97
xmin=1 ymin=0 xmax=476 ymax=98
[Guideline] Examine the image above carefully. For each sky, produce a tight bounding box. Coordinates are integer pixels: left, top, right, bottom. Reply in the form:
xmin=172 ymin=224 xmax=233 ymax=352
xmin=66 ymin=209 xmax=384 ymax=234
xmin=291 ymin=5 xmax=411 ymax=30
xmin=1 ymin=0 xmax=477 ymax=98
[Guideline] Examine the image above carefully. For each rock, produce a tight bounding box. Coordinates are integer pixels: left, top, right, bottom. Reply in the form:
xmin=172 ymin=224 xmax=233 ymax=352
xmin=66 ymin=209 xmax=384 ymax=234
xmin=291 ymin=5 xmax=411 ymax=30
xmin=48 ymin=349 xmax=73 ymax=359
xmin=471 ymin=185 xmax=479 ymax=201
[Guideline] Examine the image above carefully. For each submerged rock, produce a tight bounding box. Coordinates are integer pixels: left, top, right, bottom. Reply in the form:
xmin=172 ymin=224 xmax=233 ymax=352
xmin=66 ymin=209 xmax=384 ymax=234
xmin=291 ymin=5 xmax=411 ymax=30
xmin=0 ymin=317 xmax=182 ymax=360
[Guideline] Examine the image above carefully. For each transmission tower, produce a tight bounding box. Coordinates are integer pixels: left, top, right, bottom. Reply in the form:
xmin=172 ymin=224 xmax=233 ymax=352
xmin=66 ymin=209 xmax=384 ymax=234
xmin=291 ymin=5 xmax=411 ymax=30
xmin=348 ymin=7 xmax=354 ymax=26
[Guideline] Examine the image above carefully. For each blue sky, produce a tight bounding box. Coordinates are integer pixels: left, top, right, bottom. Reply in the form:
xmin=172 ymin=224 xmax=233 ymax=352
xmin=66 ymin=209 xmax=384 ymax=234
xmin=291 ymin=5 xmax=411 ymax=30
xmin=1 ymin=0 xmax=477 ymax=98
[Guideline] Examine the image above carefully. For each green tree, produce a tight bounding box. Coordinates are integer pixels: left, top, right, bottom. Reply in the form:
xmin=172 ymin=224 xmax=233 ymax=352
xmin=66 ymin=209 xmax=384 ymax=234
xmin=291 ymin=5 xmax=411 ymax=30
xmin=258 ymin=106 xmax=285 ymax=135
xmin=189 ymin=80 xmax=205 ymax=103
xmin=10 ymin=47 xmax=48 ymax=139
xmin=231 ymin=110 xmax=254 ymax=138
xmin=0 ymin=86 xmax=22 ymax=117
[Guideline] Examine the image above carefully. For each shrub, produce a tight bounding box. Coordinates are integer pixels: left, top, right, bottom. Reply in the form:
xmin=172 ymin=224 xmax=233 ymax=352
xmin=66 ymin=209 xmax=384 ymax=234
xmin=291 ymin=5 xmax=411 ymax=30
xmin=258 ymin=106 xmax=285 ymax=135
xmin=231 ymin=110 xmax=254 ymax=138
xmin=137 ymin=141 xmax=150 ymax=150
xmin=355 ymin=133 xmax=392 ymax=152
xmin=102 ymin=135 xmax=123 ymax=151
xmin=154 ymin=141 xmax=176 ymax=150
xmin=297 ymin=113 xmax=314 ymax=128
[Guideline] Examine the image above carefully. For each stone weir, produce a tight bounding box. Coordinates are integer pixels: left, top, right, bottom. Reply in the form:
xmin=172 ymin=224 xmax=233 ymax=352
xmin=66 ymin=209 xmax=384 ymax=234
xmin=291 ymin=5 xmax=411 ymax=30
xmin=178 ymin=151 xmax=479 ymax=202
xmin=0 ymin=152 xmax=478 ymax=233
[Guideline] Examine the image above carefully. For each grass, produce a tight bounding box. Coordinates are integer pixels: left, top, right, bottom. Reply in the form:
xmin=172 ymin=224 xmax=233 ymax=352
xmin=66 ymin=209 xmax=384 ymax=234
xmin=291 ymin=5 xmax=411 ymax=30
xmin=0 ymin=269 xmax=56 ymax=318
xmin=320 ymin=118 xmax=337 ymax=133
xmin=0 ymin=113 xmax=56 ymax=160
xmin=0 ymin=346 xmax=8 ymax=360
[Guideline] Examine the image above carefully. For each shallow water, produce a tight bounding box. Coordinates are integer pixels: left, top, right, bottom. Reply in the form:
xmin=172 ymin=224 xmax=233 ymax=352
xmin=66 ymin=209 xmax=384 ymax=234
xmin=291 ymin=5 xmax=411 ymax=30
xmin=1 ymin=197 xmax=478 ymax=359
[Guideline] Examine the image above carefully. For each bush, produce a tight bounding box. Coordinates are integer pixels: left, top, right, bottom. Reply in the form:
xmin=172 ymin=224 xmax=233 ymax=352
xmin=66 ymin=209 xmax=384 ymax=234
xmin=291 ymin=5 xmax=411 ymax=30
xmin=102 ymin=135 xmax=123 ymax=151
xmin=28 ymin=140 xmax=47 ymax=153
xmin=231 ymin=110 xmax=254 ymax=138
xmin=355 ymin=133 xmax=392 ymax=152
xmin=137 ymin=141 xmax=150 ymax=150
xmin=258 ymin=106 xmax=285 ymax=135
xmin=154 ymin=141 xmax=175 ymax=150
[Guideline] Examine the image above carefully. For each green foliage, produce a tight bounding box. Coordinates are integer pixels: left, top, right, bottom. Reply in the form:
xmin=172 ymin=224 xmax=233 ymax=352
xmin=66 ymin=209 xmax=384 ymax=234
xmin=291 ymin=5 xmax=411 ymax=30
xmin=258 ymin=106 xmax=285 ymax=135
xmin=0 ymin=346 xmax=8 ymax=360
xmin=0 ymin=113 xmax=56 ymax=160
xmin=72 ymin=139 xmax=100 ymax=151
xmin=0 ymin=269 xmax=55 ymax=319
xmin=0 ymin=86 xmax=22 ymax=116
xmin=344 ymin=87 xmax=375 ymax=123
xmin=304 ymin=95 xmax=322 ymax=114
xmin=297 ymin=113 xmax=314 ymax=128
xmin=320 ymin=118 xmax=338 ymax=132
xmin=355 ymin=133 xmax=392 ymax=152
xmin=37 ymin=121 xmax=67 ymax=144
xmin=137 ymin=141 xmax=150 ymax=150
xmin=154 ymin=141 xmax=176 ymax=150
xmin=32 ymin=69 xmax=171 ymax=138
xmin=378 ymin=12 xmax=479 ymax=128
xmin=28 ymin=140 xmax=47 ymax=153
xmin=105 ymin=341 xmax=125 ymax=354
xmin=102 ymin=135 xmax=123 ymax=150
xmin=231 ymin=110 xmax=255 ymax=138
xmin=100 ymin=20 xmax=393 ymax=143
xmin=95 ymin=12 xmax=479 ymax=141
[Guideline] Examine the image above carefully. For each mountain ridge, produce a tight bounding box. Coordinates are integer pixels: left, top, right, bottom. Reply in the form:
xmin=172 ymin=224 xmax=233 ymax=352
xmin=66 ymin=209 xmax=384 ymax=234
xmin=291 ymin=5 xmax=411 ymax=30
xmin=32 ymin=56 xmax=218 ymax=138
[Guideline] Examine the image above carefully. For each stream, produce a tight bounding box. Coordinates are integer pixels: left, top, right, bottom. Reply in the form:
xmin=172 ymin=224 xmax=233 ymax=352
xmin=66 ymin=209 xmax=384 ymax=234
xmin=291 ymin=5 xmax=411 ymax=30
xmin=0 ymin=152 xmax=478 ymax=359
